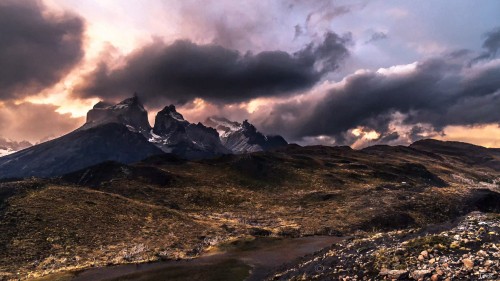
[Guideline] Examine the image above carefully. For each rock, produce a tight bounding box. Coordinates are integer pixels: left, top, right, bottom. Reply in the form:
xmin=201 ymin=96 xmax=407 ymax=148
xmin=204 ymin=117 xmax=287 ymax=153
xmin=429 ymin=258 xmax=436 ymax=264
xmin=380 ymin=269 xmax=408 ymax=279
xmin=420 ymin=250 xmax=429 ymax=258
xmin=412 ymin=269 xmax=431 ymax=280
xmin=418 ymin=255 xmax=424 ymax=261
xmin=431 ymin=274 xmax=439 ymax=281
xmin=249 ymin=227 xmax=272 ymax=236
xmin=450 ymin=241 xmax=460 ymax=249
xmin=477 ymin=250 xmax=488 ymax=257
xmin=462 ymin=258 xmax=474 ymax=269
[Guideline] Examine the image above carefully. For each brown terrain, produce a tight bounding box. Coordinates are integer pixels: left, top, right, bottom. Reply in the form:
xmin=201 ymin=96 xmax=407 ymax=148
xmin=0 ymin=139 xmax=499 ymax=280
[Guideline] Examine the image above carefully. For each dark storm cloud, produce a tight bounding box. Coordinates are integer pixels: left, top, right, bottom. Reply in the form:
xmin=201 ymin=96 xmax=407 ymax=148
xmin=472 ymin=27 xmax=500 ymax=63
xmin=365 ymin=31 xmax=388 ymax=44
xmin=75 ymin=32 xmax=350 ymax=105
xmin=260 ymin=57 xmax=500 ymax=144
xmin=378 ymin=131 xmax=400 ymax=143
xmin=305 ymin=5 xmax=351 ymax=27
xmin=482 ymin=27 xmax=500 ymax=57
xmin=0 ymin=0 xmax=85 ymax=101
xmin=294 ymin=24 xmax=303 ymax=39
xmin=287 ymin=0 xmax=360 ymax=40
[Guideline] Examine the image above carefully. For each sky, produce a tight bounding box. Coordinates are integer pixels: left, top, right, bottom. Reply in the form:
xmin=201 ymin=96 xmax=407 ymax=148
xmin=0 ymin=0 xmax=499 ymax=148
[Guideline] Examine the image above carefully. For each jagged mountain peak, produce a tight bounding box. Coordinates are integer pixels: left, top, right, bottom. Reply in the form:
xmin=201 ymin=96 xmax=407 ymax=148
xmin=205 ymin=116 xmax=242 ymax=136
xmin=107 ymin=95 xmax=147 ymax=113
xmin=93 ymin=101 xmax=113 ymax=109
xmin=156 ymin=104 xmax=186 ymax=123
xmin=241 ymin=119 xmax=258 ymax=134
xmin=152 ymin=107 xmax=229 ymax=158
xmin=204 ymin=117 xmax=287 ymax=153
xmin=81 ymin=95 xmax=151 ymax=136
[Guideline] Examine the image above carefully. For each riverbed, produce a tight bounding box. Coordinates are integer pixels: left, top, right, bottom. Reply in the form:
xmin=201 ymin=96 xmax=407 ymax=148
xmin=52 ymin=236 xmax=342 ymax=281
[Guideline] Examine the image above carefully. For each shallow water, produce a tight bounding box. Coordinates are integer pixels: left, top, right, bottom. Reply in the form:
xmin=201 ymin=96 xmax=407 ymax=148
xmin=69 ymin=236 xmax=342 ymax=281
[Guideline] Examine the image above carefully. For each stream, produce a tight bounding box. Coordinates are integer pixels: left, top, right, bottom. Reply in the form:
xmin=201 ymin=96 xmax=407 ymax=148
xmin=67 ymin=236 xmax=342 ymax=281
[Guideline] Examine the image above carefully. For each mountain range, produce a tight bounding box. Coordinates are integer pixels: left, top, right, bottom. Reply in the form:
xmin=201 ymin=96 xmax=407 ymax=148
xmin=0 ymin=96 xmax=287 ymax=179
xmin=204 ymin=117 xmax=287 ymax=153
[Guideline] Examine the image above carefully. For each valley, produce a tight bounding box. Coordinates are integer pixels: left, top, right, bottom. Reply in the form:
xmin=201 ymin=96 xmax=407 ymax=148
xmin=0 ymin=140 xmax=499 ymax=280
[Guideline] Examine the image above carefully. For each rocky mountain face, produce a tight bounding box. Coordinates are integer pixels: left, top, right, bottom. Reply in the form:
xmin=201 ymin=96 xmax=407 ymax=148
xmin=204 ymin=116 xmax=288 ymax=153
xmin=0 ymin=96 xmax=168 ymax=179
xmin=79 ymin=95 xmax=151 ymax=137
xmin=0 ymin=138 xmax=32 ymax=157
xmin=0 ymin=97 xmax=236 ymax=178
xmin=151 ymin=105 xmax=230 ymax=159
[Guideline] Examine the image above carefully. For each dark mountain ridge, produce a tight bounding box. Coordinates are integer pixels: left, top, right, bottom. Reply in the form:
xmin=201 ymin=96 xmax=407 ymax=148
xmin=0 ymin=123 xmax=163 ymax=179
xmin=204 ymin=116 xmax=288 ymax=153
xmin=0 ymin=96 xmax=286 ymax=179
xmin=151 ymin=105 xmax=230 ymax=158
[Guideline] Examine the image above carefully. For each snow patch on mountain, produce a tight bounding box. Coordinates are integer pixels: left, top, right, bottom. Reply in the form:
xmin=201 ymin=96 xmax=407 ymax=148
xmin=204 ymin=117 xmax=287 ymax=153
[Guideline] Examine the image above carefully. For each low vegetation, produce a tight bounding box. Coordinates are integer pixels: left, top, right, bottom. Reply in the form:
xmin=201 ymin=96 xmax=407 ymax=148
xmin=0 ymin=140 xmax=499 ymax=280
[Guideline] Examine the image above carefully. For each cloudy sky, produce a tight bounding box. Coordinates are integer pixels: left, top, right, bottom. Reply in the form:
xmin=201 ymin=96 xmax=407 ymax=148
xmin=1 ymin=0 xmax=499 ymax=148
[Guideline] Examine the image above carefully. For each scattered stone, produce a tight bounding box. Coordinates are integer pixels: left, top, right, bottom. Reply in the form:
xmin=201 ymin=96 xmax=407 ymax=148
xmin=450 ymin=241 xmax=460 ymax=249
xmin=380 ymin=269 xmax=408 ymax=279
xmin=412 ymin=269 xmax=431 ymax=280
xmin=477 ymin=250 xmax=488 ymax=257
xmin=268 ymin=212 xmax=500 ymax=281
xmin=462 ymin=258 xmax=474 ymax=269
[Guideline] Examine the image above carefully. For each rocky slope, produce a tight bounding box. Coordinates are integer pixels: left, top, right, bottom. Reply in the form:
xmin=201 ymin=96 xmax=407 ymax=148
xmin=79 ymin=95 xmax=151 ymax=137
xmin=0 ymin=123 xmax=163 ymax=179
xmin=0 ymin=141 xmax=498 ymax=280
xmin=204 ymin=116 xmax=287 ymax=153
xmin=266 ymin=212 xmax=500 ymax=281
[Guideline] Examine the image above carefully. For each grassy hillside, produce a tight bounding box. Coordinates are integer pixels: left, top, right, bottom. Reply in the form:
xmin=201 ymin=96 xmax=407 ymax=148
xmin=0 ymin=141 xmax=499 ymax=280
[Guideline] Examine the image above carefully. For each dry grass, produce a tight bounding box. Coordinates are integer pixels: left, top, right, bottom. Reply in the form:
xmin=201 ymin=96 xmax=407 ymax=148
xmin=0 ymin=143 xmax=498 ymax=279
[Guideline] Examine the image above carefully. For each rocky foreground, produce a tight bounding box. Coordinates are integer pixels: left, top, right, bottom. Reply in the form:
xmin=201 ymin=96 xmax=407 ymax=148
xmin=267 ymin=212 xmax=500 ymax=281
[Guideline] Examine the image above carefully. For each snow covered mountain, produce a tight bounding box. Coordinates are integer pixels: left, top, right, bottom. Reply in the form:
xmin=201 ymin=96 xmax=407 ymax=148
xmin=0 ymin=138 xmax=32 ymax=157
xmin=204 ymin=116 xmax=288 ymax=153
